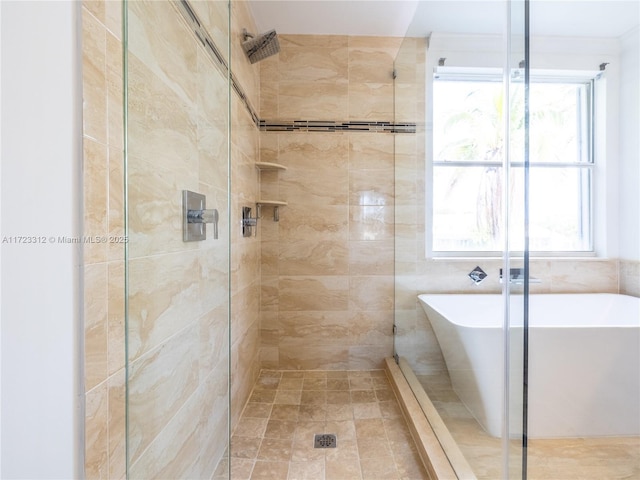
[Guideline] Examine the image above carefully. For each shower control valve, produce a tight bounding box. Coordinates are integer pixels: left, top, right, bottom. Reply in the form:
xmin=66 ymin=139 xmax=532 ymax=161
xmin=182 ymin=190 xmax=219 ymax=241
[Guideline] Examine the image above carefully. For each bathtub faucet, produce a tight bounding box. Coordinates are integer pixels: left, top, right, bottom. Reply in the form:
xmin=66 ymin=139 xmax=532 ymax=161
xmin=499 ymin=268 xmax=541 ymax=284
xmin=468 ymin=266 xmax=488 ymax=285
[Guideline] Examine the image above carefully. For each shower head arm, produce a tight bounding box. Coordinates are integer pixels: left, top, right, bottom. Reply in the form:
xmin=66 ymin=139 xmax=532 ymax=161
xmin=242 ymin=28 xmax=254 ymax=41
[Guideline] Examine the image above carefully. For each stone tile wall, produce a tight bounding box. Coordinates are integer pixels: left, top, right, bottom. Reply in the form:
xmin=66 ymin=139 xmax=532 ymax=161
xmin=258 ymin=34 xmax=402 ymax=370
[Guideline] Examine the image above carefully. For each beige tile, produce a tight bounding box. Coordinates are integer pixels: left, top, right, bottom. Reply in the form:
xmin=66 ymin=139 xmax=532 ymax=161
xmin=250 ymin=460 xmax=289 ymax=479
xmin=620 ymin=259 xmax=640 ymax=296
xmin=83 ymin=138 xmax=109 ymax=264
xmin=243 ymin=403 xmax=273 ymax=419
xmin=348 ymin=42 xmax=398 ymax=83
xmin=300 ymin=390 xmax=327 ymax=405
xmin=265 ymin=419 xmax=298 ymax=440
xmin=350 ymin=275 xmax=394 ymax=311
xmin=355 ymin=418 xmax=386 ymax=437
xmin=287 ymin=459 xmax=324 ymax=480
xmin=107 ymin=261 xmax=125 ymax=375
xmin=349 ymin=82 xmax=394 ymax=120
xmin=104 ymin=0 xmax=122 ymax=39
xmin=275 ymin=178 xmax=346 ymax=210
xmin=108 ymin=370 xmax=126 ymax=480
xmin=127 ymin=252 xmax=203 ymax=360
xmin=234 ymin=417 xmax=269 ymax=438
xmin=298 ymin=404 xmax=327 ymax=422
xmin=548 ymin=259 xmax=618 ymax=293
xmin=278 ymin=81 xmax=348 ymax=120
xmin=325 ymin=456 xmax=363 ymax=480
xmin=279 ymin=345 xmax=350 ymax=370
xmin=232 ymin=436 xmax=262 ymax=459
xmin=82 ymin=7 xmax=107 ymax=144
xmin=278 ymin=45 xmax=348 ymax=83
xmin=278 ymin=133 xmax=349 ymax=171
xmin=359 ymin=454 xmax=401 ymax=479
xmin=127 ymin=0 xmax=197 ymax=104
xmin=274 ymin=390 xmax=302 ymax=405
xmin=357 ymin=437 xmax=392 ymax=459
xmin=325 ymin=404 xmax=354 ymax=421
xmin=270 ymin=404 xmax=300 ymax=421
xmin=190 ymin=0 xmax=229 ymax=64
xmin=85 ymin=263 xmax=108 ymax=391
xmin=349 ymin=310 xmax=393 ymax=345
xmin=85 ymin=383 xmax=108 ymax=480
xmin=349 ymin=205 xmax=394 ymax=241
xmin=256 ymin=438 xmax=294 ymax=462
xmin=279 ymin=240 xmax=349 ymax=275
xmin=230 ymin=457 xmax=254 ymax=480
xmin=127 ymin=325 xmax=200 ymax=464
xmin=279 ymin=312 xmax=350 ymax=346
xmin=280 ymin=34 xmax=348 ymax=49
xmin=290 ymin=436 xmax=325 ymax=462
xmin=278 ymin=204 xmax=349 ymax=241
xmin=349 ymin=133 xmax=394 ymax=170
xmin=349 ymin=168 xmax=394 ymax=206
xmin=349 ymin=240 xmax=394 ymax=275
xmin=279 ymin=276 xmax=349 ymax=311
xmin=249 ymin=389 xmax=277 ymax=404
xmin=106 ymin=29 xmax=124 ymax=155
xmin=278 ymin=378 xmax=304 ymax=390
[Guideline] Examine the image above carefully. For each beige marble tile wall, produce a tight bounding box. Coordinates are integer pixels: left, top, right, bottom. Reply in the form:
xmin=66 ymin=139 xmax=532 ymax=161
xmin=82 ymin=0 xmax=236 ymax=478
xmin=229 ymin=0 xmax=263 ymax=429
xmin=125 ymin=1 xmax=231 ymax=477
xmin=82 ymin=2 xmax=126 ymax=478
xmin=392 ymin=37 xmax=623 ymax=375
xmin=258 ymin=35 xmax=402 ymax=370
xmin=620 ymin=259 xmax=640 ymax=297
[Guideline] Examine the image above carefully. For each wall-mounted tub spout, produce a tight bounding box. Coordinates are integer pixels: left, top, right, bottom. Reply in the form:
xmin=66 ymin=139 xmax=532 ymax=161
xmin=468 ymin=266 xmax=487 ymax=285
xmin=499 ymin=268 xmax=541 ymax=284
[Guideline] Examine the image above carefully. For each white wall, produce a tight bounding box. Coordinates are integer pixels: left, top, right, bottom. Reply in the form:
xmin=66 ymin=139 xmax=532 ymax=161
xmin=618 ymin=27 xmax=640 ymax=261
xmin=0 ymin=1 xmax=82 ymax=478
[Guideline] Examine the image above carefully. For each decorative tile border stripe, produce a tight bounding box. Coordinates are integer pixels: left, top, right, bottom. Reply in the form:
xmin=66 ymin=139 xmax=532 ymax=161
xmin=174 ymin=0 xmax=416 ymax=134
xmin=174 ymin=0 xmax=260 ymax=126
xmin=259 ymin=120 xmax=416 ymax=134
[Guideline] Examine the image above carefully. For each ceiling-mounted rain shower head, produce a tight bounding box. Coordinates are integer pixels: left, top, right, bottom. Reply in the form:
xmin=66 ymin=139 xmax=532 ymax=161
xmin=242 ymin=28 xmax=280 ymax=64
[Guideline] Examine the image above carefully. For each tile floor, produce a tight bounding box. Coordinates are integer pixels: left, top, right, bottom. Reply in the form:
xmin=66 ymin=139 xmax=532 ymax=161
xmin=418 ymin=373 xmax=640 ymax=480
xmin=220 ymin=370 xmax=429 ymax=480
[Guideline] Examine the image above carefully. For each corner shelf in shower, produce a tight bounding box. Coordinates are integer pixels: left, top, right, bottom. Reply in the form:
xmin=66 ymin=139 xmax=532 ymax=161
xmin=255 ymin=162 xmax=287 ymax=221
xmin=256 ymin=200 xmax=288 ymax=206
xmin=255 ymin=162 xmax=287 ymax=171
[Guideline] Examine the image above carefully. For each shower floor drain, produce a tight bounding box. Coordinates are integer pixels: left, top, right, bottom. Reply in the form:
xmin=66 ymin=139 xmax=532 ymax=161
xmin=314 ymin=434 xmax=337 ymax=448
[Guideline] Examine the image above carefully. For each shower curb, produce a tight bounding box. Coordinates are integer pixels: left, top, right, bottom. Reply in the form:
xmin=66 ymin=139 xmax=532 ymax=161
xmin=385 ymin=357 xmax=471 ymax=480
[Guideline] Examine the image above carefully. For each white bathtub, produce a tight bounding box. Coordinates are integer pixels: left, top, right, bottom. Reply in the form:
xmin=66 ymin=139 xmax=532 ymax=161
xmin=418 ymin=293 xmax=640 ymax=438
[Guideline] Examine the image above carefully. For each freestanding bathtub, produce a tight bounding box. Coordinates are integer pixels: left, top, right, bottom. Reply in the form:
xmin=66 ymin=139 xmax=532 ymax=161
xmin=418 ymin=293 xmax=640 ymax=438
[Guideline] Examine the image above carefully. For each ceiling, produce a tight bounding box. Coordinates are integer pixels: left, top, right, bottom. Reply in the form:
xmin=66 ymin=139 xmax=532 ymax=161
xmin=248 ymin=0 xmax=640 ymax=39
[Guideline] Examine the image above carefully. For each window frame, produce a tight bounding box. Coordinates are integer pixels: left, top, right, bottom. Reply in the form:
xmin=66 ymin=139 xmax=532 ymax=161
xmin=427 ymin=69 xmax=600 ymax=258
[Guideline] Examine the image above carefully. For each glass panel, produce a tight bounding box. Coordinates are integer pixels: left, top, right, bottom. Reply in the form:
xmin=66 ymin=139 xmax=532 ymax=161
xmin=505 ymin=1 xmax=526 ymax=477
xmin=526 ymin=1 xmax=640 ymax=478
xmin=124 ymin=1 xmax=230 ymax=478
xmin=393 ymin=0 xmax=528 ymax=478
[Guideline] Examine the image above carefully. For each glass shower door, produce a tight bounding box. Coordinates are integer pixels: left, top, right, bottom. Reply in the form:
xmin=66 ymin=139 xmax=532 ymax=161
xmin=392 ymin=0 xmax=529 ymax=477
xmin=124 ymin=1 xmax=231 ymax=477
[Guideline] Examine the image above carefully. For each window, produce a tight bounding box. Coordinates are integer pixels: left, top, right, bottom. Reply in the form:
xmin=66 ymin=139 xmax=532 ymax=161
xmin=430 ymin=71 xmax=596 ymax=255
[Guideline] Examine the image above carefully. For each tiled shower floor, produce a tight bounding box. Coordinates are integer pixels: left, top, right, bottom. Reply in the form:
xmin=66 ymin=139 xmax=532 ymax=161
xmin=418 ymin=373 xmax=640 ymax=479
xmin=223 ymin=370 xmax=428 ymax=480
